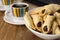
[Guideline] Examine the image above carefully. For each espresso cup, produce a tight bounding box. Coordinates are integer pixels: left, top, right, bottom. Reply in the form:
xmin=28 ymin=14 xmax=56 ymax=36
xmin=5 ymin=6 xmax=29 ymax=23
xmin=12 ymin=3 xmax=29 ymax=17
xmin=2 ymin=0 xmax=14 ymax=5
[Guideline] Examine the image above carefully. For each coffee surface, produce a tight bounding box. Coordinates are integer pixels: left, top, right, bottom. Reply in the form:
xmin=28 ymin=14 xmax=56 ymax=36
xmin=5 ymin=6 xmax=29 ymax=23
xmin=12 ymin=4 xmax=27 ymax=8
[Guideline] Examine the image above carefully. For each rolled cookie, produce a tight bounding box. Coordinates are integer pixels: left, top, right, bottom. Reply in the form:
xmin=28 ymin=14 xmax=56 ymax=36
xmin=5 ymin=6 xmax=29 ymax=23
xmin=30 ymin=7 xmax=43 ymax=15
xmin=39 ymin=8 xmax=51 ymax=17
xmin=31 ymin=14 xmax=43 ymax=32
xmin=42 ymin=14 xmax=55 ymax=34
xmin=44 ymin=4 xmax=54 ymax=13
xmin=52 ymin=4 xmax=60 ymax=12
xmin=55 ymin=25 xmax=60 ymax=34
xmin=24 ymin=13 xmax=36 ymax=30
xmin=56 ymin=18 xmax=60 ymax=25
xmin=52 ymin=21 xmax=58 ymax=34
xmin=44 ymin=4 xmax=60 ymax=13
xmin=43 ymin=15 xmax=47 ymax=22
xmin=54 ymin=9 xmax=60 ymax=25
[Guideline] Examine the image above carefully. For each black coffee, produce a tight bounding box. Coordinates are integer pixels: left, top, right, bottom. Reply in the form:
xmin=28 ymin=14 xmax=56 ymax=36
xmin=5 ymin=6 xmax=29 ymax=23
xmin=12 ymin=4 xmax=27 ymax=8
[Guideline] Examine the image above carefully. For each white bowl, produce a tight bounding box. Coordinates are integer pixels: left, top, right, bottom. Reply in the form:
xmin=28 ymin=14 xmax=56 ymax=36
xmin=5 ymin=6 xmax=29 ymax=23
xmin=25 ymin=24 xmax=60 ymax=40
xmin=25 ymin=7 xmax=60 ymax=40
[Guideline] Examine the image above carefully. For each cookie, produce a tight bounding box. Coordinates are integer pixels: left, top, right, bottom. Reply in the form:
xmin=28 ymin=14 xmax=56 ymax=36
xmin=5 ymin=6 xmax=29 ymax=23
xmin=55 ymin=25 xmax=60 ymax=34
xmin=42 ymin=14 xmax=55 ymax=34
xmin=44 ymin=4 xmax=60 ymax=13
xmin=39 ymin=8 xmax=51 ymax=17
xmin=54 ymin=9 xmax=60 ymax=18
xmin=24 ymin=13 xmax=36 ymax=30
xmin=44 ymin=4 xmax=54 ymax=13
xmin=52 ymin=4 xmax=60 ymax=12
xmin=30 ymin=7 xmax=43 ymax=15
xmin=52 ymin=21 xmax=58 ymax=34
xmin=43 ymin=15 xmax=47 ymax=22
xmin=31 ymin=14 xmax=43 ymax=32
xmin=54 ymin=10 xmax=60 ymax=25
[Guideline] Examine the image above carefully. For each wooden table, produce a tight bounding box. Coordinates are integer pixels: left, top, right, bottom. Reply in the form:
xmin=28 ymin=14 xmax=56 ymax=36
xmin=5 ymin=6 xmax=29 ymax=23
xmin=0 ymin=3 xmax=44 ymax=40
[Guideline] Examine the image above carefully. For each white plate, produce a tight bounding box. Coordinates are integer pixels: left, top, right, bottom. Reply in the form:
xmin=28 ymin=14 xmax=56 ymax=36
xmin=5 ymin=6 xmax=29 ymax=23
xmin=3 ymin=10 xmax=25 ymax=25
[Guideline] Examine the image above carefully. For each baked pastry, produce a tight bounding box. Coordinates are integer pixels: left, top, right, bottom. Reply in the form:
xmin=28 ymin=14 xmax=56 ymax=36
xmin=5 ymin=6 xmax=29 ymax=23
xmin=39 ymin=8 xmax=51 ymax=17
xmin=54 ymin=9 xmax=60 ymax=25
xmin=52 ymin=21 xmax=58 ymax=34
xmin=42 ymin=14 xmax=55 ymax=34
xmin=44 ymin=4 xmax=54 ymax=13
xmin=55 ymin=25 xmax=60 ymax=34
xmin=54 ymin=9 xmax=60 ymax=18
xmin=31 ymin=14 xmax=43 ymax=32
xmin=52 ymin=4 xmax=60 ymax=12
xmin=44 ymin=4 xmax=60 ymax=13
xmin=24 ymin=13 xmax=36 ymax=30
xmin=30 ymin=7 xmax=43 ymax=15
xmin=43 ymin=15 xmax=47 ymax=22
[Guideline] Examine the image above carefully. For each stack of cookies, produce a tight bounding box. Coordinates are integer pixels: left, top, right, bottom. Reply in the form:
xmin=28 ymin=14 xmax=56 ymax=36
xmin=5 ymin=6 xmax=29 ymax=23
xmin=24 ymin=4 xmax=60 ymax=35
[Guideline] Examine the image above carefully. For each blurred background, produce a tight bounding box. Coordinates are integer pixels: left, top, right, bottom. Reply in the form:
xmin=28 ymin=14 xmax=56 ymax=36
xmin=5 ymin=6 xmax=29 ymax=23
xmin=23 ymin=0 xmax=60 ymax=6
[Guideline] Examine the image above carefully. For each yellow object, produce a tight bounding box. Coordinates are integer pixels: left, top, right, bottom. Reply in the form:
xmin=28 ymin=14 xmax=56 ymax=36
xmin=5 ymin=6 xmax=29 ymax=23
xmin=13 ymin=8 xmax=17 ymax=17
xmin=24 ymin=7 xmax=26 ymax=15
xmin=17 ymin=9 xmax=20 ymax=17
xmin=2 ymin=0 xmax=7 ymax=5
xmin=10 ymin=0 xmax=13 ymax=4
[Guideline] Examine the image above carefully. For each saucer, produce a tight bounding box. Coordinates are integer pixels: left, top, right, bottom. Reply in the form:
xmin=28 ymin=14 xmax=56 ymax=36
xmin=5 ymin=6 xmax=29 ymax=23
xmin=0 ymin=5 xmax=5 ymax=11
xmin=0 ymin=1 xmax=5 ymax=11
xmin=0 ymin=3 xmax=10 ymax=11
xmin=0 ymin=5 xmax=11 ymax=11
xmin=3 ymin=10 xmax=25 ymax=25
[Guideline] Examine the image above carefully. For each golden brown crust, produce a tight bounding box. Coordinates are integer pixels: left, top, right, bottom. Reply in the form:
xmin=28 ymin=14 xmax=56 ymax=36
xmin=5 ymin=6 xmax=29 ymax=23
xmin=44 ymin=4 xmax=60 ymax=13
xmin=43 ymin=15 xmax=47 ymax=21
xmin=24 ymin=13 xmax=36 ymax=30
xmin=31 ymin=14 xmax=43 ymax=32
xmin=30 ymin=7 xmax=43 ymax=15
xmin=55 ymin=26 xmax=60 ymax=34
xmin=52 ymin=21 xmax=58 ymax=34
xmin=54 ymin=12 xmax=60 ymax=25
xmin=42 ymin=15 xmax=55 ymax=34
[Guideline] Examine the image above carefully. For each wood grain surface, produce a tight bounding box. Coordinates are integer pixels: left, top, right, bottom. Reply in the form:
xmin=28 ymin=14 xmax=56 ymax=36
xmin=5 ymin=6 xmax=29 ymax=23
xmin=0 ymin=2 xmax=44 ymax=40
